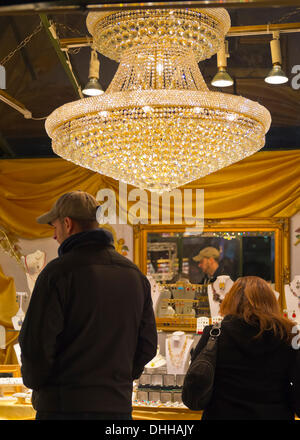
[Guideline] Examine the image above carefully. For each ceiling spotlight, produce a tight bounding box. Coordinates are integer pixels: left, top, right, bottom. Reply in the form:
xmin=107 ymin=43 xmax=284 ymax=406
xmin=82 ymin=48 xmax=104 ymax=96
xmin=265 ymin=31 xmax=288 ymax=85
xmin=211 ymin=40 xmax=234 ymax=88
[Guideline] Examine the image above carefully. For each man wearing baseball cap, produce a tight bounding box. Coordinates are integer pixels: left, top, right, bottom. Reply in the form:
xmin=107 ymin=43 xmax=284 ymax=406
xmin=19 ymin=191 xmax=157 ymax=420
xmin=193 ymin=246 xmax=226 ymax=283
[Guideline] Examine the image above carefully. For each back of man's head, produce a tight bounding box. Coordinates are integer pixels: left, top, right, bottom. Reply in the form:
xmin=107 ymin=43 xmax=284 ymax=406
xmin=36 ymin=191 xmax=100 ymax=230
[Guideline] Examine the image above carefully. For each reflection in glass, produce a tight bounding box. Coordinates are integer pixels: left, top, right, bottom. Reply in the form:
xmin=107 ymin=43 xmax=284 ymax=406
xmin=147 ymin=231 xmax=275 ymax=284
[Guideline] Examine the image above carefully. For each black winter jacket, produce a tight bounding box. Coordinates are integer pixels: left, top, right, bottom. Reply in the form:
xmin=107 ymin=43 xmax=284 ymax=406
xmin=192 ymin=315 xmax=300 ymax=420
xmin=19 ymin=229 xmax=157 ymax=414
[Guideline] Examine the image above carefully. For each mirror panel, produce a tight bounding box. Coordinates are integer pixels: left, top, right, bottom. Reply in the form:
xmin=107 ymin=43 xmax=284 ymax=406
xmin=134 ymin=218 xmax=289 ymax=332
xmin=147 ymin=231 xmax=275 ymax=284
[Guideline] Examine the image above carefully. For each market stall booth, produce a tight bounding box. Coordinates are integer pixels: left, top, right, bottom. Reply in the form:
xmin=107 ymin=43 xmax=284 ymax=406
xmin=0 ymin=150 xmax=299 ymax=420
xmin=0 ymin=0 xmax=300 ymax=421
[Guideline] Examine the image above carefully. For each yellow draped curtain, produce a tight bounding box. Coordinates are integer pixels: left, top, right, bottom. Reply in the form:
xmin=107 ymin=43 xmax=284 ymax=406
xmin=0 ymin=150 xmax=299 ymax=239
xmin=0 ymin=265 xmax=18 ymax=365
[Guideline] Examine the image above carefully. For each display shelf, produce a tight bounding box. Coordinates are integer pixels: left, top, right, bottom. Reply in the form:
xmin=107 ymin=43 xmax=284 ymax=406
xmin=0 ymin=365 xmax=24 ymax=395
xmin=156 ymin=316 xmax=196 ymax=332
xmin=132 ymin=404 xmax=202 ymax=420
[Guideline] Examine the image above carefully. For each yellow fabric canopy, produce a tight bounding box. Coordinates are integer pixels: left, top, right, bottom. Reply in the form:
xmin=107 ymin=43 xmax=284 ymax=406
xmin=0 ymin=150 xmax=299 ymax=239
xmin=0 ymin=265 xmax=18 ymax=365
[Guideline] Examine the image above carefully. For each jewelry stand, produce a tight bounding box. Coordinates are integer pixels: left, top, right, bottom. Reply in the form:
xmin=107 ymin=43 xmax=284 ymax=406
xmin=196 ymin=316 xmax=210 ymax=334
xmin=284 ymin=275 xmax=300 ymax=323
xmin=145 ymin=345 xmax=167 ymax=369
xmin=208 ymin=275 xmax=233 ymax=318
xmin=21 ymin=250 xmax=46 ymax=295
xmin=165 ymin=331 xmax=193 ymax=375
xmin=14 ymin=343 xmax=22 ymax=365
xmin=157 ymin=288 xmax=175 ymax=318
xmin=172 ymin=282 xmax=195 ymax=316
xmin=147 ymin=275 xmax=163 ymax=316
xmin=11 ymin=291 xmax=27 ymax=331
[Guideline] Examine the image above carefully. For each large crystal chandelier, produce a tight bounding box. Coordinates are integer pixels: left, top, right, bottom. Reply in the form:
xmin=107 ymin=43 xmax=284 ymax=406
xmin=45 ymin=8 xmax=271 ymax=193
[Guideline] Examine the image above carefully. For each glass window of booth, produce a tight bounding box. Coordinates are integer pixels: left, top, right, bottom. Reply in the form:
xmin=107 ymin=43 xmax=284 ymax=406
xmin=147 ymin=231 xmax=275 ymax=285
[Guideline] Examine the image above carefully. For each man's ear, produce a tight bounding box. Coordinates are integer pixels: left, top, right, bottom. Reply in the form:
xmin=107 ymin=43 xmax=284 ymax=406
xmin=64 ymin=216 xmax=73 ymax=233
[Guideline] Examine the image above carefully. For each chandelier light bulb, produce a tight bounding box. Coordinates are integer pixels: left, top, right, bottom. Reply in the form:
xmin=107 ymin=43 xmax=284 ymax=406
xmin=265 ymin=65 xmax=288 ymax=85
xmin=211 ymin=67 xmax=234 ymax=87
xmin=82 ymin=48 xmax=104 ymax=96
xmin=264 ymin=31 xmax=288 ymax=85
xmin=46 ymin=8 xmax=271 ymax=193
xmin=211 ymin=40 xmax=233 ymax=87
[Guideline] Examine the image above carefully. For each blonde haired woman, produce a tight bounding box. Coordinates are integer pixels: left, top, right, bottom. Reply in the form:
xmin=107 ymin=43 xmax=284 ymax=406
xmin=192 ymin=276 xmax=300 ymax=420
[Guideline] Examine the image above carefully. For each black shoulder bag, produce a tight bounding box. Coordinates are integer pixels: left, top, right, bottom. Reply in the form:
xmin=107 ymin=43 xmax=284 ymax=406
xmin=182 ymin=322 xmax=221 ymax=411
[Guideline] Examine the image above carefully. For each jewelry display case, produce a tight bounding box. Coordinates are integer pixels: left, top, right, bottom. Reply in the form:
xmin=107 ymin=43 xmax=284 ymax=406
xmin=133 ymin=330 xmax=199 ymax=412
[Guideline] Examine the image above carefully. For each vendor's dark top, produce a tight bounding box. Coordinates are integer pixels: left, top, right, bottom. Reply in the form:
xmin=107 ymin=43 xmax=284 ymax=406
xmin=193 ymin=315 xmax=300 ymax=420
xmin=19 ymin=229 xmax=157 ymax=414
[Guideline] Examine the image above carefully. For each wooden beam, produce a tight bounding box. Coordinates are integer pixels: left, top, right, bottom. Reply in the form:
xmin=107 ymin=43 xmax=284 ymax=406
xmin=9 ymin=17 xmax=37 ymax=81
xmin=39 ymin=13 xmax=83 ymax=99
xmin=0 ymin=90 xmax=32 ymax=118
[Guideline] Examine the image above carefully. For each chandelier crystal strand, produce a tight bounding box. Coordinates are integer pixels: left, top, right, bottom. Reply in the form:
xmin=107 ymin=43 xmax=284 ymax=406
xmin=45 ymin=8 xmax=271 ymax=193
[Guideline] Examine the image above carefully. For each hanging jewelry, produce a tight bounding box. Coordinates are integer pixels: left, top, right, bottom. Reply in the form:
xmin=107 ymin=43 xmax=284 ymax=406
xmin=211 ymin=283 xmax=223 ymax=303
xmin=290 ymin=281 xmax=300 ymax=309
xmin=167 ymin=336 xmax=188 ymax=369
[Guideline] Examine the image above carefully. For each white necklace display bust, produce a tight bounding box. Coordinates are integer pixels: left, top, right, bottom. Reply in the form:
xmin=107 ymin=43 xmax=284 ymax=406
xmin=165 ymin=331 xmax=193 ymax=375
xmin=11 ymin=291 xmax=27 ymax=331
xmin=22 ymin=250 xmax=46 ymax=294
xmin=145 ymin=345 xmax=167 ymax=369
xmin=208 ymin=275 xmax=233 ymax=318
xmin=147 ymin=275 xmax=162 ymax=315
xmin=285 ymin=275 xmax=300 ymax=323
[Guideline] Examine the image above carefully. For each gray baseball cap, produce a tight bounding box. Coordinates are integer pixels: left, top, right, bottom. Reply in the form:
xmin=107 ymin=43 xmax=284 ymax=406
xmin=193 ymin=247 xmax=220 ymax=262
xmin=36 ymin=191 xmax=99 ymax=225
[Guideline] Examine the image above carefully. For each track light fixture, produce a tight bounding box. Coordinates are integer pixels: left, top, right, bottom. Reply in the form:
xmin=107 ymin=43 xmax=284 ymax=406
xmin=82 ymin=48 xmax=104 ymax=96
xmin=211 ymin=40 xmax=234 ymax=88
xmin=265 ymin=31 xmax=288 ymax=85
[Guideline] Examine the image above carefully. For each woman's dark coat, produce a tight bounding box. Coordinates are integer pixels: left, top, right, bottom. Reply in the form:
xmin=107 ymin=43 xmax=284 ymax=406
xmin=192 ymin=315 xmax=300 ymax=420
